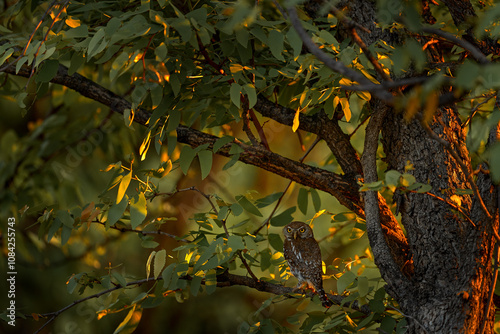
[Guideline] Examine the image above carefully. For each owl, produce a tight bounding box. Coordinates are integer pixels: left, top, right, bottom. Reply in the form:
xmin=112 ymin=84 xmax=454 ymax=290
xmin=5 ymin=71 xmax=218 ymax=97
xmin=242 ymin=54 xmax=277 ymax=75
xmin=283 ymin=221 xmax=332 ymax=308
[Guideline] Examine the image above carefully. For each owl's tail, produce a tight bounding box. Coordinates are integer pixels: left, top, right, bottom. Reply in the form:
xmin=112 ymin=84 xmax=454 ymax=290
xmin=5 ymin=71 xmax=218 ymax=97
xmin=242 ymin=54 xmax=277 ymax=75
xmin=318 ymin=289 xmax=333 ymax=308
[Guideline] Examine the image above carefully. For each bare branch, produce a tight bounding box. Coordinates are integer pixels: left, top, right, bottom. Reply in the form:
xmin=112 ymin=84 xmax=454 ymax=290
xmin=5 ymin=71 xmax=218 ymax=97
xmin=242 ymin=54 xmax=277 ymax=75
xmin=421 ymin=27 xmax=489 ymax=64
xmin=92 ymin=220 xmax=191 ymax=243
xmin=361 ymin=102 xmax=412 ymax=298
xmin=285 ymin=6 xmax=394 ymax=103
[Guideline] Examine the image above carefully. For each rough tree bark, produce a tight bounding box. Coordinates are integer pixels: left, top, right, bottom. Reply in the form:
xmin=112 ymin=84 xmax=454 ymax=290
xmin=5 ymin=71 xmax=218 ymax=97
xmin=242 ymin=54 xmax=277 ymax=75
xmin=343 ymin=1 xmax=500 ymax=333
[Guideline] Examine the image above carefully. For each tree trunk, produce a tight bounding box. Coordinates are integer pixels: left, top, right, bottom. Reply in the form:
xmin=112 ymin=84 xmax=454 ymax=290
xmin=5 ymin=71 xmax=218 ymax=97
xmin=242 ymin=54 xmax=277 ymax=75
xmin=380 ymin=108 xmax=498 ymax=333
xmin=330 ymin=1 xmax=500 ymax=332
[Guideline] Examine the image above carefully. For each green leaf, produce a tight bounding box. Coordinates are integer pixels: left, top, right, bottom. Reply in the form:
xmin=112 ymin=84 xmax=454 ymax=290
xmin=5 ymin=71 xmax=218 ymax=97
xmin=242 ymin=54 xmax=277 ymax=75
xmin=56 ymin=210 xmax=74 ymax=227
xmin=205 ymin=269 xmax=217 ymax=295
xmin=357 ymin=276 xmax=369 ymax=297
xmin=235 ymin=28 xmax=249 ymax=47
xmin=355 ymin=313 xmax=375 ymax=331
xmin=190 ymin=275 xmax=203 ymax=296
xmin=380 ymin=315 xmax=397 ymax=334
xmin=61 ymin=225 xmax=72 ymax=246
xmin=146 ymin=251 xmax=156 ymax=278
xmin=130 ymin=193 xmax=147 ymax=229
xmin=141 ymin=240 xmax=159 ymax=248
xmin=194 ymin=237 xmax=223 ymax=272
xmin=110 ymin=52 xmax=130 ymax=82
xmin=146 ymin=250 xmax=156 ymax=279
xmin=230 ymin=202 xmax=243 ymax=216
xmin=268 ymin=30 xmax=284 ymax=61
xmin=255 ymin=192 xmax=283 ymax=208
xmin=68 ymin=52 xmax=85 ymax=75
xmin=112 ymin=272 xmax=127 ymax=287
xmin=107 ymin=195 xmax=129 ymax=227
xmin=36 ymin=59 xmax=59 ymax=83
xmin=88 ymin=28 xmax=106 ymax=58
xmin=230 ymin=83 xmax=242 ymax=108
xmin=47 ymin=217 xmax=62 ymax=242
xmin=227 ymin=235 xmax=245 ymax=251
xmin=154 ymin=249 xmax=166 ymax=279
xmin=337 ymin=271 xmax=356 ymax=294
xmin=268 ymin=233 xmax=283 ymax=252
xmin=297 ymin=188 xmax=308 ymax=215
xmin=260 ymin=248 xmax=272 ymax=271
xmin=369 ymin=299 xmax=386 ymax=313
xmin=456 ymin=61 xmax=480 ymax=90
xmin=213 ymin=136 xmax=234 ymax=152
xmin=0 ymin=48 xmax=14 ymax=67
xmin=269 ymin=207 xmax=295 ymax=227
xmin=310 ymin=189 xmax=321 ymax=212
xmin=243 ymin=83 xmax=257 ymax=108
xmin=286 ymin=28 xmax=302 ymax=60
xmin=67 ymin=274 xmax=80 ymax=294
xmin=400 ymin=173 xmax=416 ymax=187
xmin=64 ymin=24 xmax=88 ymax=38
xmin=117 ymin=171 xmax=132 ymax=204
xmin=161 ymin=263 xmax=176 ymax=288
xmin=114 ymin=304 xmax=142 ymax=334
xmin=171 ymin=18 xmax=192 ymax=42
xmin=490 ymin=143 xmax=500 ymax=183
xmin=385 ymin=170 xmax=401 ymax=187
xmin=179 ymin=145 xmax=197 ymax=175
xmin=198 ymin=150 xmax=213 ymax=180
xmin=236 ymin=195 xmax=262 ymax=217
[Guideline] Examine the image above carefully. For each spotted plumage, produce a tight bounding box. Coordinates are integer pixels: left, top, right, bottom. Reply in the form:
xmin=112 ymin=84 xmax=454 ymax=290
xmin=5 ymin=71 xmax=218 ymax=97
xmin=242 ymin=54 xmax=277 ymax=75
xmin=282 ymin=221 xmax=332 ymax=308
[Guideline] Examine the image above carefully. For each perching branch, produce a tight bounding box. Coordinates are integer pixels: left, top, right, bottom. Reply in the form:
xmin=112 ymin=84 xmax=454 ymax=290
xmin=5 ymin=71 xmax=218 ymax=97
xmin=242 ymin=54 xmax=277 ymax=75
xmin=27 ymin=271 xmax=371 ymax=333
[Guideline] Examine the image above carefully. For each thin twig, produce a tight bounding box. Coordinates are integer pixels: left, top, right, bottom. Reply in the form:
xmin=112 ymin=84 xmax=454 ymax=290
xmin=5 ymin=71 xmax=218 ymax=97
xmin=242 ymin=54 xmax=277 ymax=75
xmin=349 ymin=27 xmax=392 ymax=82
xmin=141 ymin=33 xmax=157 ymax=82
xmin=248 ymin=108 xmax=270 ymax=150
xmin=402 ymin=188 xmax=476 ymax=228
xmin=31 ymin=277 xmax=157 ymax=334
xmin=27 ymin=0 xmax=70 ymax=87
xmin=388 ymin=305 xmax=430 ymax=333
xmin=0 ymin=0 xmax=58 ymax=73
xmin=92 ymin=220 xmax=191 ymax=243
xmin=285 ymin=6 xmax=393 ymax=103
xmin=421 ymin=26 xmax=489 ymax=64
xmin=420 ymin=121 xmax=493 ymax=220
xmin=461 ymin=94 xmax=496 ymax=128
xmin=326 ymin=3 xmax=371 ymax=34
xmin=243 ymin=107 xmax=260 ymax=146
xmin=252 ymin=137 xmax=321 ymax=235
xmin=179 ymin=186 xmax=260 ymax=282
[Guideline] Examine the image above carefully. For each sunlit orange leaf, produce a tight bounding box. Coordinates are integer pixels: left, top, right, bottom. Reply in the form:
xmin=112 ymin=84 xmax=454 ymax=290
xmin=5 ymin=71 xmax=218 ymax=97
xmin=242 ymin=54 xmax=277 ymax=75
xmin=65 ymin=16 xmax=80 ymax=28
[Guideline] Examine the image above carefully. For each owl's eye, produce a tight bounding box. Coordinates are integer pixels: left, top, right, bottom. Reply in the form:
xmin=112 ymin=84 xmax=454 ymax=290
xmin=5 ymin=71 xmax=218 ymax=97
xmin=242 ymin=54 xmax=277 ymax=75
xmin=299 ymin=227 xmax=306 ymax=233
xmin=287 ymin=227 xmax=292 ymax=233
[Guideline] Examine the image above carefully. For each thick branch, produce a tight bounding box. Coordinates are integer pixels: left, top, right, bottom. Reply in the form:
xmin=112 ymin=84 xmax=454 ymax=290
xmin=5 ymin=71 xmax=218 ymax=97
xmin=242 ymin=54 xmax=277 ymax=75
xmin=361 ymin=102 xmax=412 ymax=300
xmin=176 ymin=125 xmax=363 ymax=215
xmin=1 ymin=63 xmax=362 ymax=215
xmin=254 ymin=96 xmax=363 ymax=176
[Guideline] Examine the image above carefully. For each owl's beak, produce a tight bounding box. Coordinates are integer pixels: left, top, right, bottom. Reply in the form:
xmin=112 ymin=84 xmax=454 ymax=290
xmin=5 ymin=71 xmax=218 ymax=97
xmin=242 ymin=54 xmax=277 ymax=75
xmin=293 ymin=231 xmax=297 ymax=240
